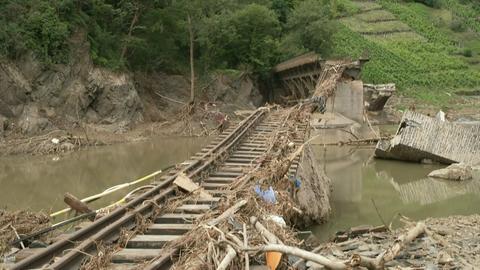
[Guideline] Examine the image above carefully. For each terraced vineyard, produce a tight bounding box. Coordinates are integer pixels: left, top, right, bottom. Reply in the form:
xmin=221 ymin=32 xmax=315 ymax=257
xmin=332 ymin=0 xmax=480 ymax=105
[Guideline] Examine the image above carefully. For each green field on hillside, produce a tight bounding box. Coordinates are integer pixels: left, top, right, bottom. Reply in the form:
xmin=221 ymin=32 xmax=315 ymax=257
xmin=331 ymin=0 xmax=480 ymax=105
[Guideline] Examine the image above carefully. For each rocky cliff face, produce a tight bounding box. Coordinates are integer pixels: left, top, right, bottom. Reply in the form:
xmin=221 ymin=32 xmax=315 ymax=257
xmin=0 ymin=32 xmax=263 ymax=138
xmin=0 ymin=32 xmax=143 ymax=135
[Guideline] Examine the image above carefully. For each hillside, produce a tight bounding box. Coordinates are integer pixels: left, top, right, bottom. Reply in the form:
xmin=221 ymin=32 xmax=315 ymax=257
xmin=0 ymin=0 xmax=479 ymax=148
xmin=331 ymin=0 xmax=480 ymax=107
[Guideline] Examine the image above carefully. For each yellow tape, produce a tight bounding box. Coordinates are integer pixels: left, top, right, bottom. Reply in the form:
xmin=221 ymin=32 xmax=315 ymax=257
xmin=50 ymin=170 xmax=162 ymax=218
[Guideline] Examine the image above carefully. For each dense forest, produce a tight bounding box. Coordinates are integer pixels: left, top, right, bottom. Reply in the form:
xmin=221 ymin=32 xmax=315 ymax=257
xmin=0 ymin=0 xmax=479 ymax=102
xmin=0 ymin=0 xmax=340 ymax=74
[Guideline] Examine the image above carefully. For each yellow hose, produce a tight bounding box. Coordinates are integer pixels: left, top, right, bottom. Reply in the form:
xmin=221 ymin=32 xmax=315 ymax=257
xmin=50 ymin=170 xmax=162 ymax=218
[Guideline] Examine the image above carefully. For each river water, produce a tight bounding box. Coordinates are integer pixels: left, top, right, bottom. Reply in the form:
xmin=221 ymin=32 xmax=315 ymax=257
xmin=1 ymin=136 xmax=479 ymax=237
xmin=311 ymin=145 xmax=480 ymax=241
xmin=0 ymin=137 xmax=209 ymax=217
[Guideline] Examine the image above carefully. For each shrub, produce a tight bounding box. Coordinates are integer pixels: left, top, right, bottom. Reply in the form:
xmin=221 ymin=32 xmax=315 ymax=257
xmin=450 ymin=19 xmax=467 ymax=32
xmin=463 ymin=49 xmax=473 ymax=57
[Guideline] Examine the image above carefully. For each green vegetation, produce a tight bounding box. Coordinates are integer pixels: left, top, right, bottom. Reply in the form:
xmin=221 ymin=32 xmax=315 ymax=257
xmin=0 ymin=0 xmax=478 ymax=105
xmin=0 ymin=0 xmax=338 ymax=74
xmin=330 ymin=0 xmax=480 ymax=105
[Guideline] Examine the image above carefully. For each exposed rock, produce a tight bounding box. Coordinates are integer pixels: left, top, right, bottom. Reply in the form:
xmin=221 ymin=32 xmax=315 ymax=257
xmin=428 ymin=163 xmax=473 ymax=181
xmin=85 ymin=69 xmax=143 ymax=125
xmin=0 ymin=31 xmax=144 ymax=135
xmin=0 ymin=115 xmax=7 ymax=136
xmin=18 ymin=105 xmax=53 ymax=135
xmin=207 ymin=74 xmax=262 ymax=108
xmin=0 ymin=62 xmax=32 ymax=110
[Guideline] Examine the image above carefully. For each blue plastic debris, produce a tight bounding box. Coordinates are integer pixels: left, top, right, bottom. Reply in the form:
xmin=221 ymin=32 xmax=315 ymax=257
xmin=289 ymin=176 xmax=302 ymax=188
xmin=254 ymin=185 xmax=276 ymax=204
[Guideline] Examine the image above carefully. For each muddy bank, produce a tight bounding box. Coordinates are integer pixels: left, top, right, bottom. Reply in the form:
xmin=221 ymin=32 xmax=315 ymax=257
xmin=0 ymin=33 xmax=263 ymax=156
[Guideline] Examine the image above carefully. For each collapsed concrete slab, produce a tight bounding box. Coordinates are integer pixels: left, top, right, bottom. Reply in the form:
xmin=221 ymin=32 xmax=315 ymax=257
xmin=364 ymin=83 xmax=395 ymax=111
xmin=375 ymin=111 xmax=480 ymax=165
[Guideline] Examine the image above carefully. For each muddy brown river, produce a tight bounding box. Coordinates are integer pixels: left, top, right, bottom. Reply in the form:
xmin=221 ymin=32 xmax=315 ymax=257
xmin=0 ymin=137 xmax=209 ymax=217
xmin=311 ymin=145 xmax=480 ymax=241
xmin=1 ymin=138 xmax=479 ymax=240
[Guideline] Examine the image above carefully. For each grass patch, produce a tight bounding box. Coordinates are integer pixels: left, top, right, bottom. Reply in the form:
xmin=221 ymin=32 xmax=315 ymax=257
xmin=355 ymin=9 xmax=398 ymax=22
xmin=332 ymin=0 xmax=480 ymax=106
xmin=350 ymin=1 xmax=383 ymax=11
xmin=341 ymin=17 xmax=411 ymax=33
xmin=366 ymin=31 xmax=425 ymax=42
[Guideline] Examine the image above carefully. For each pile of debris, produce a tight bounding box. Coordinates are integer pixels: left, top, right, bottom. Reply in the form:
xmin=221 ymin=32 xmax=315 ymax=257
xmin=316 ymin=215 xmax=480 ymax=269
xmin=0 ymin=210 xmax=50 ymax=256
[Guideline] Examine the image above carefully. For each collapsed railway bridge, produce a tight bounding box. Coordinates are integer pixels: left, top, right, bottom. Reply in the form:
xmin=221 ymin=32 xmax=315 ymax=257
xmin=10 ymin=107 xmax=312 ymax=270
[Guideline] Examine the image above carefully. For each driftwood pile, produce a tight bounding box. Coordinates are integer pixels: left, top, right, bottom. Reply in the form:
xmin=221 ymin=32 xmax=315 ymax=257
xmin=0 ymin=132 xmax=98 ymax=156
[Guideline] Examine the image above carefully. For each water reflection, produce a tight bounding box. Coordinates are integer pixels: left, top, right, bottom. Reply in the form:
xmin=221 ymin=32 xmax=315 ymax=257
xmin=0 ymin=137 xmax=209 ymax=213
xmin=311 ymin=145 xmax=480 ymax=241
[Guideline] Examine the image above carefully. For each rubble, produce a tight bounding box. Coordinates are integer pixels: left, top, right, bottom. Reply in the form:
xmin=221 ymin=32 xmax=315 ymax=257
xmin=375 ymin=110 xmax=480 ymax=165
xmin=428 ymin=163 xmax=473 ymax=181
xmin=307 ymin=215 xmax=480 ymax=269
xmin=363 ymin=83 xmax=395 ymax=111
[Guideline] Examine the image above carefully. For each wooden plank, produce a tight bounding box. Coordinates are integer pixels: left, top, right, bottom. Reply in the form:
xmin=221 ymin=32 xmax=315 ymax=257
xmin=226 ymin=158 xmax=257 ymax=163
xmin=175 ymin=204 xmax=211 ymax=213
xmin=155 ymin=213 xmax=202 ymax=223
xmin=146 ymin=224 xmax=194 ymax=234
xmin=202 ymin=183 xmax=228 ymax=190
xmin=204 ymin=177 xmax=237 ymax=183
xmin=185 ymin=197 xmax=221 ymax=204
xmin=112 ymin=249 xmax=161 ymax=263
xmin=106 ymin=263 xmax=138 ymax=270
xmin=224 ymin=163 xmax=254 ymax=167
xmin=126 ymin=235 xmax=180 ymax=249
xmin=210 ymin=171 xmax=243 ymax=177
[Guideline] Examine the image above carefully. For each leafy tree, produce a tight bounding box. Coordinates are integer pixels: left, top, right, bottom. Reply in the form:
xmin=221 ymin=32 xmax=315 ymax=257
xmin=271 ymin=0 xmax=295 ymax=24
xmin=282 ymin=0 xmax=337 ymax=57
xmin=200 ymin=4 xmax=281 ymax=74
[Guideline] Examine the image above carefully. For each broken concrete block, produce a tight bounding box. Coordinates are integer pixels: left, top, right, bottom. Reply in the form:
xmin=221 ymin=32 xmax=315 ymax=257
xmin=375 ymin=111 xmax=480 ymax=165
xmin=364 ymin=83 xmax=395 ymax=111
xmin=428 ymin=163 xmax=473 ymax=181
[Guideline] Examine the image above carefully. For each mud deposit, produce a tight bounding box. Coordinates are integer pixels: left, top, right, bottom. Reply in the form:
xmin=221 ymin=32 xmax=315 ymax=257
xmin=0 ymin=136 xmax=209 ymax=214
xmin=312 ymin=145 xmax=480 ymax=241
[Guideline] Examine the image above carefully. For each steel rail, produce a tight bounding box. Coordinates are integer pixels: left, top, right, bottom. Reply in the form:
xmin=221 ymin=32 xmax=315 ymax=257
xmin=12 ymin=108 xmax=266 ymax=270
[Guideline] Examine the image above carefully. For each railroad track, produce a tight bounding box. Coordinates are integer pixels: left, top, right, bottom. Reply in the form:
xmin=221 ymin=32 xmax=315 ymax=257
xmin=10 ymin=107 xmax=307 ymax=270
